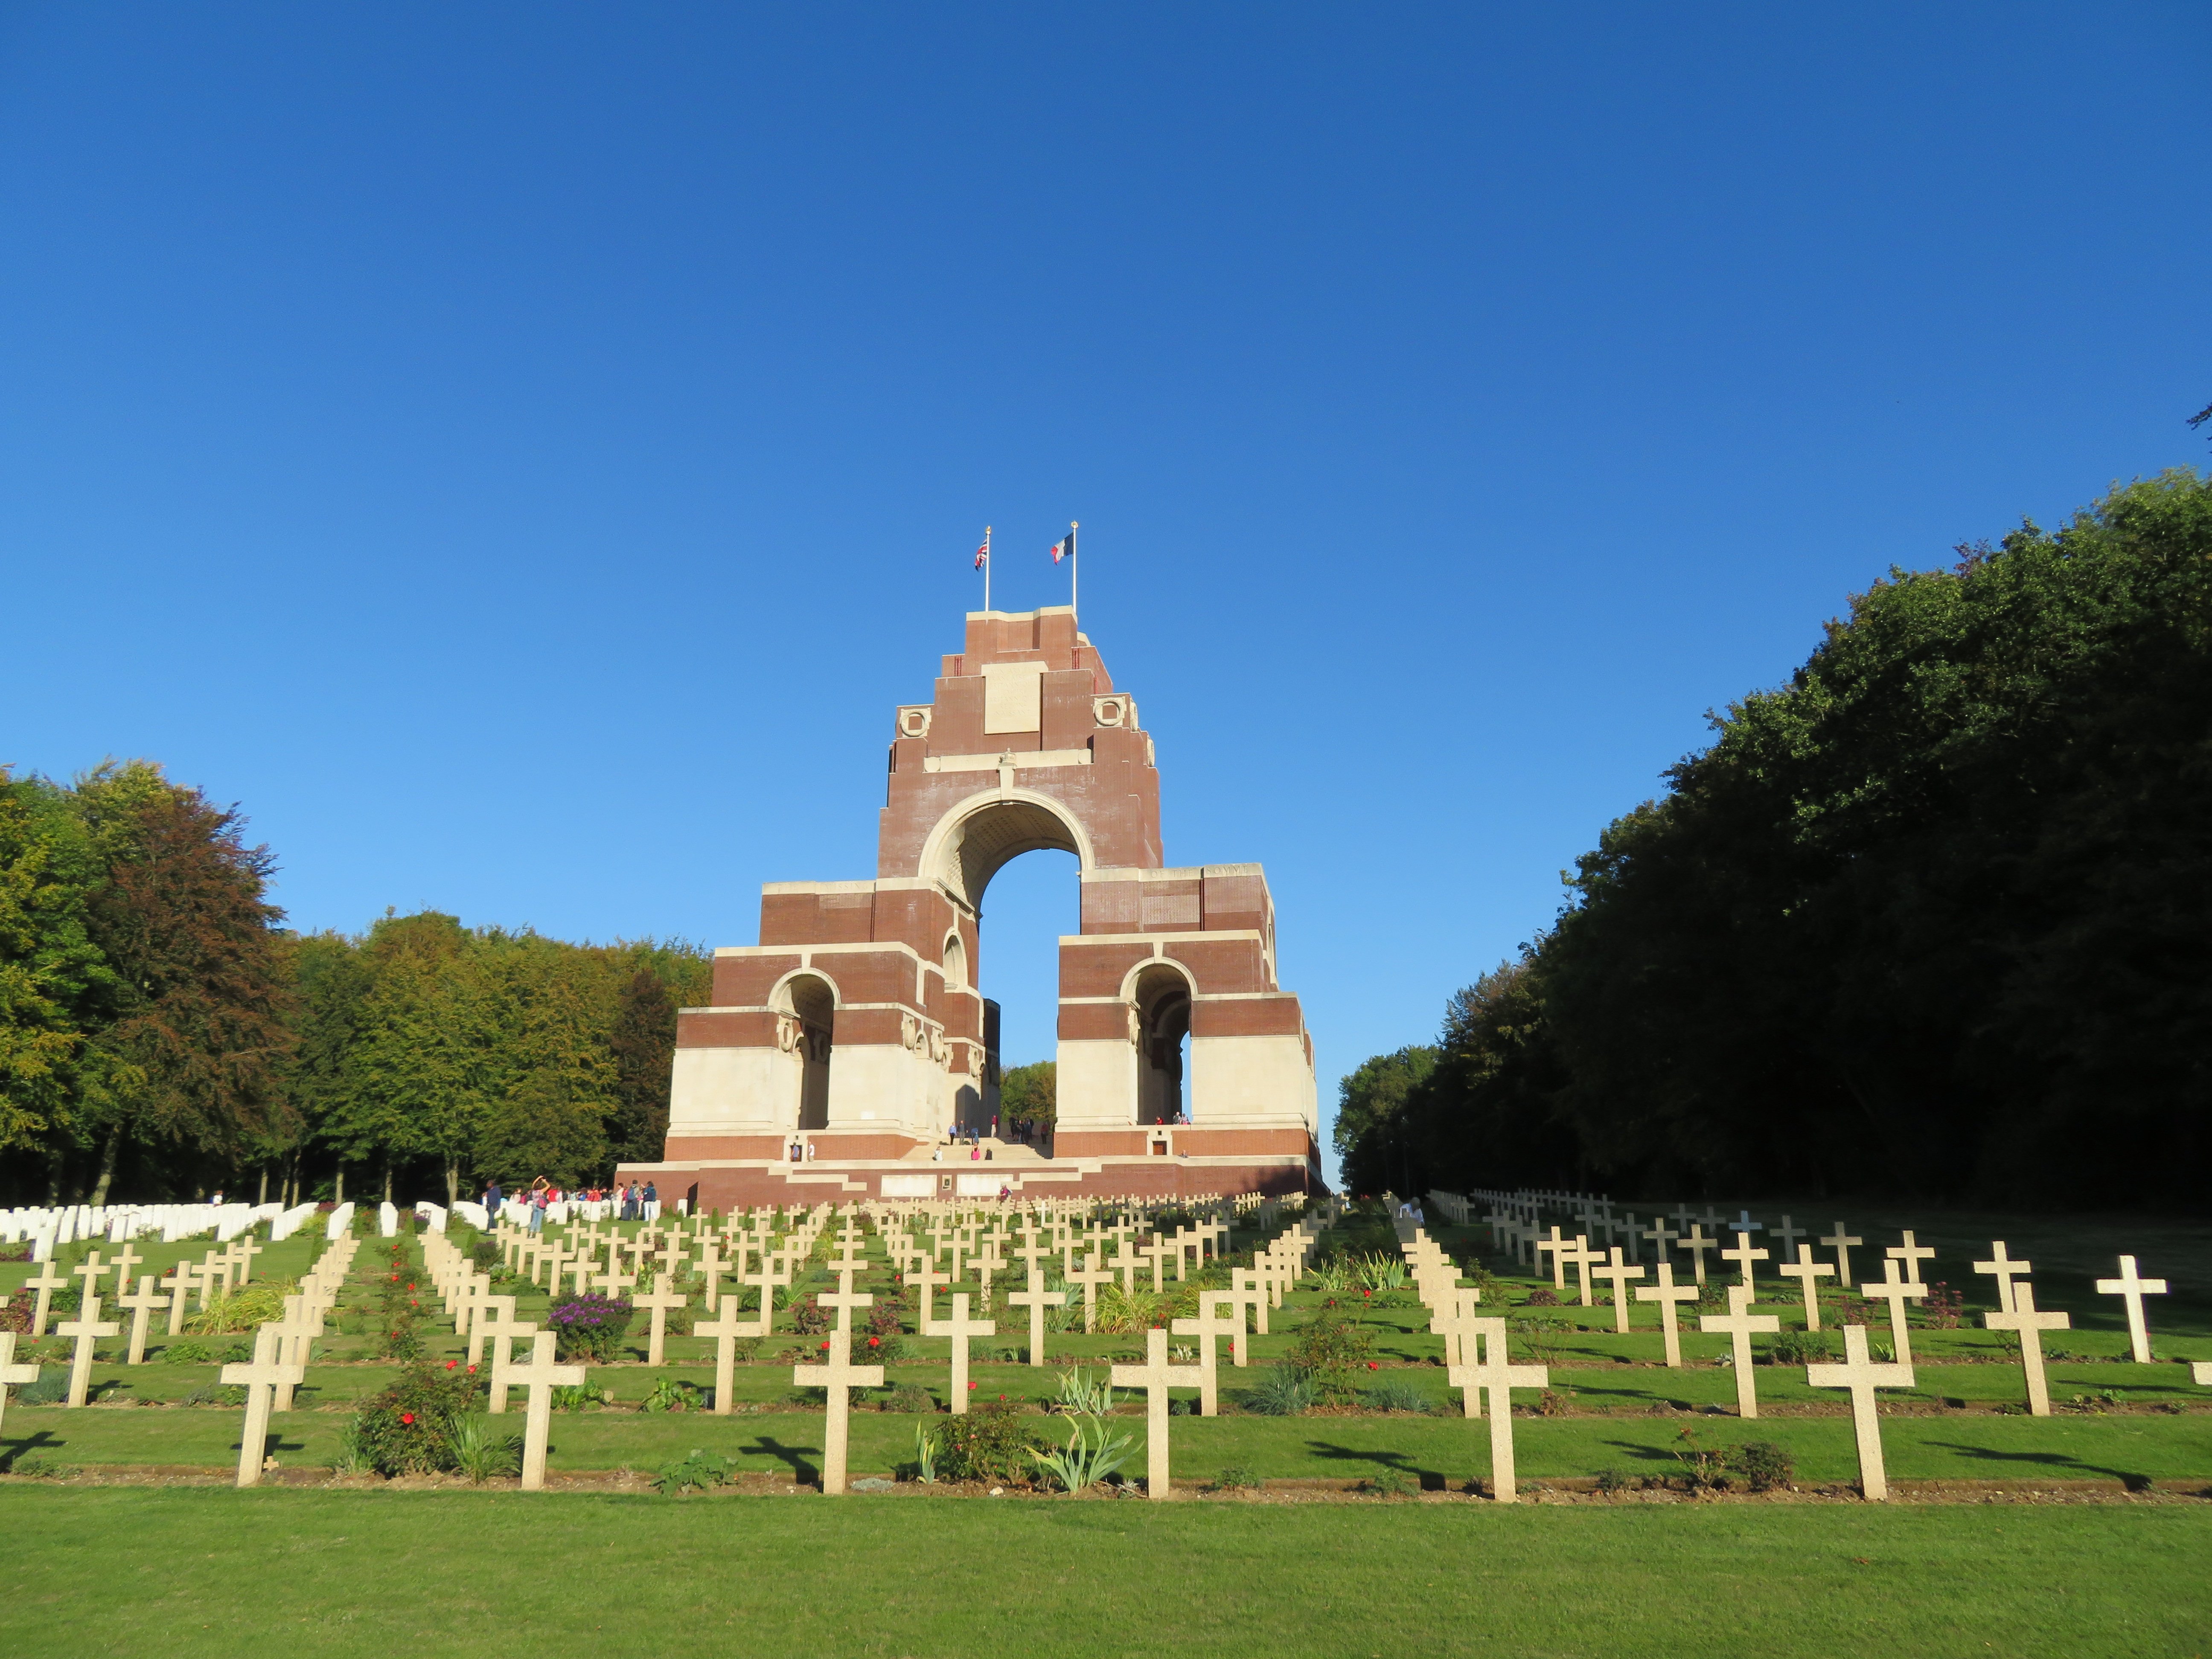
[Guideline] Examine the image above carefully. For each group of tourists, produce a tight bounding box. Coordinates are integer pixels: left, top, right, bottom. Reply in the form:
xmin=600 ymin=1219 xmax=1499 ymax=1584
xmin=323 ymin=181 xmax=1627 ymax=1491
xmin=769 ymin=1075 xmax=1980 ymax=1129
xmin=480 ymin=1175 xmax=659 ymax=1233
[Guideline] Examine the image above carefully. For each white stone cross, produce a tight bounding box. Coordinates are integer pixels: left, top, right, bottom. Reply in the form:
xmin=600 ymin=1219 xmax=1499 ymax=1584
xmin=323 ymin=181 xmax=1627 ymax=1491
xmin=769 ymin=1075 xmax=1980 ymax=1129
xmin=1820 ymin=1222 xmax=1863 ymax=1287
xmin=1111 ymin=1326 xmax=1205 ymax=1501
xmin=1007 ymin=1268 xmax=1065 ymax=1367
xmin=942 ymin=1292 xmax=995 ymax=1415
xmin=1806 ymin=1323 xmax=1914 ymax=1501
xmin=118 ymin=1274 xmax=166 ymax=1365
xmin=1562 ymin=1234 xmax=1599 ymax=1307
xmin=515 ymin=1332 xmax=587 ymax=1491
xmin=793 ymin=1327 xmax=884 ymax=1495
xmin=1066 ymin=1254 xmax=1115 ymax=1335
xmin=1428 ymin=1292 xmax=1485 ymax=1417
xmin=1983 ymin=1281 xmax=2070 ymax=1416
xmin=109 ymin=1241 xmax=144 ymax=1290
xmin=484 ymin=1318 xmax=541 ymax=1413
xmin=817 ymin=1272 xmax=874 ymax=1338
xmin=1700 ymin=1284 xmax=1780 ymax=1416
xmin=2094 ymin=1256 xmax=2168 ymax=1364
xmin=1450 ymin=1318 xmax=1548 ymax=1503
xmin=694 ymin=1297 xmax=754 ymax=1416
xmin=904 ymin=1257 xmax=952 ymax=1335
xmin=1728 ymin=1209 xmax=1762 ymax=1238
xmin=1642 ymin=1215 xmax=1680 ymax=1262
xmin=158 ymin=1261 xmax=195 ymax=1336
xmin=72 ymin=1250 xmax=113 ymax=1309
xmin=0 ymin=1331 xmax=41 ymax=1437
xmin=1775 ymin=1245 xmax=1837 ymax=1330
xmin=1886 ymin=1230 xmax=1936 ymax=1286
xmin=1770 ymin=1215 xmax=1805 ymax=1258
xmin=1675 ymin=1224 xmax=1717 ymax=1287
xmin=1170 ymin=1292 xmax=1241 ymax=1416
xmin=634 ymin=1272 xmax=689 ymax=1367
xmin=1534 ymin=1225 xmax=1570 ymax=1290
xmin=1973 ymin=1241 xmax=2033 ymax=1314
xmin=22 ymin=1260 xmax=68 ymax=1339
xmin=1858 ymin=1262 xmax=1927 ymax=1367
xmin=467 ymin=1296 xmax=519 ymax=1367
xmin=56 ymin=1291 xmax=120 ymax=1407
xmin=1592 ymin=1248 xmax=1646 ymax=1333
xmin=1720 ymin=1234 xmax=1770 ymax=1289
xmin=220 ymin=1324 xmax=305 ymax=1487
xmin=1232 ymin=1268 xmax=1272 ymax=1337
xmin=1634 ymin=1260 xmax=1701 ymax=1367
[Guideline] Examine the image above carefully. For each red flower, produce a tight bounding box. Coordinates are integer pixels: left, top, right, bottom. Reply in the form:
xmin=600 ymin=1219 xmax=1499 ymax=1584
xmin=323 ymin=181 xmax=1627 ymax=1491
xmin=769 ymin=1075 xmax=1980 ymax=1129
xmin=867 ymin=1336 xmax=880 ymax=1347
xmin=445 ymin=1359 xmax=457 ymax=1370
xmin=820 ymin=1340 xmax=830 ymax=1351
xmin=1362 ymin=1289 xmax=1372 ymax=1299
xmin=408 ymin=1283 xmax=416 ymax=1292
xmin=1366 ymin=1361 xmax=1379 ymax=1370
xmin=467 ymin=1364 xmax=478 ymax=1374
xmin=390 ymin=1273 xmax=399 ymax=1282
xmin=400 ymin=1412 xmax=416 ymax=1425
xmin=998 ymin=1394 xmax=1006 ymax=1402
xmin=967 ymin=1381 xmax=976 ymax=1390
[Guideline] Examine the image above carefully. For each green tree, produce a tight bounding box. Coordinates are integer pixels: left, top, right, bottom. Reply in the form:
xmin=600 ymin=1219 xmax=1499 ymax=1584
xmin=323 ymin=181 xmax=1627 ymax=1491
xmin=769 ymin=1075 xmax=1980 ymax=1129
xmin=1331 ymin=1045 xmax=1435 ymax=1197
xmin=606 ymin=968 xmax=677 ymax=1165
xmin=0 ymin=768 xmax=112 ymax=1159
xmin=998 ymin=1059 xmax=1056 ymax=1135
xmin=71 ymin=763 xmax=296 ymax=1204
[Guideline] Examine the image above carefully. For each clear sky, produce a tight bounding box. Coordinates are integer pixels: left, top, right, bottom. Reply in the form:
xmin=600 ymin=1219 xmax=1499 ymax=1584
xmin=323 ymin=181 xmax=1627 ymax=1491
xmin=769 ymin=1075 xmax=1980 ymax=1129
xmin=4 ymin=6 xmax=2206 ymax=1182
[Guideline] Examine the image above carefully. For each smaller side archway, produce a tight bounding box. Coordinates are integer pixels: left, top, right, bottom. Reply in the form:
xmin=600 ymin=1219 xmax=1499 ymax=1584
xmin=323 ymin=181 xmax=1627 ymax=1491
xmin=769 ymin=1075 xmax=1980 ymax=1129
xmin=1128 ymin=960 xmax=1193 ymax=1126
xmin=773 ymin=972 xmax=838 ymax=1132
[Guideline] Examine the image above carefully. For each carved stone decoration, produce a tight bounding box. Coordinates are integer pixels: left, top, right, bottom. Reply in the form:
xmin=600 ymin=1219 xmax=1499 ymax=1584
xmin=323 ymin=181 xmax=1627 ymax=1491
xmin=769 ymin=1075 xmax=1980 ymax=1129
xmin=775 ymin=1014 xmax=801 ymax=1054
xmin=901 ymin=1013 xmax=920 ymax=1051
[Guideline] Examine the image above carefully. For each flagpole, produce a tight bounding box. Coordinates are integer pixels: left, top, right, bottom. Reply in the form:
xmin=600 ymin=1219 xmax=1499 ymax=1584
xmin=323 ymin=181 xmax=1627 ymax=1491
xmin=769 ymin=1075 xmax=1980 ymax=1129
xmin=984 ymin=525 xmax=992 ymax=613
xmin=1069 ymin=521 xmax=1078 ymax=623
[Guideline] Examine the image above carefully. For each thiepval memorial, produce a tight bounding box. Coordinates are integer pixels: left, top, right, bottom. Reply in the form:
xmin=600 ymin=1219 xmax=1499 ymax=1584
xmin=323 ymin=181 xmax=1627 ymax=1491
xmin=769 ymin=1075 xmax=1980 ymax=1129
xmin=619 ymin=605 xmax=1319 ymax=1208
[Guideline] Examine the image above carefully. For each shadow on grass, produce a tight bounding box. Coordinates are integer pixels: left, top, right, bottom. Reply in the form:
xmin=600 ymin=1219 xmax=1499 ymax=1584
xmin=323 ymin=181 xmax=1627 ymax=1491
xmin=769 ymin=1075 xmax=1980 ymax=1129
xmin=0 ymin=1428 xmax=64 ymax=1471
xmin=1301 ymin=1440 xmax=1450 ymax=1491
xmin=1925 ymin=1440 xmax=2154 ymax=1491
xmin=741 ymin=1435 xmax=820 ymax=1484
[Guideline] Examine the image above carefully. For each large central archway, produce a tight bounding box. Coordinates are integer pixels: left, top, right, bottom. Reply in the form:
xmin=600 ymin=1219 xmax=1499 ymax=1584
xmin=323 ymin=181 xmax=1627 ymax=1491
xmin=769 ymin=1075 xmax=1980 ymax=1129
xmin=917 ymin=789 xmax=1095 ymax=912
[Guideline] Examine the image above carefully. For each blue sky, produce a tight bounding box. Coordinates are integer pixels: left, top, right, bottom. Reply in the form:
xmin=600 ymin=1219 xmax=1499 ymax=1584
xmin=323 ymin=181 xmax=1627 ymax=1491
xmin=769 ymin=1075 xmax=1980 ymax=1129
xmin=4 ymin=6 xmax=2206 ymax=1180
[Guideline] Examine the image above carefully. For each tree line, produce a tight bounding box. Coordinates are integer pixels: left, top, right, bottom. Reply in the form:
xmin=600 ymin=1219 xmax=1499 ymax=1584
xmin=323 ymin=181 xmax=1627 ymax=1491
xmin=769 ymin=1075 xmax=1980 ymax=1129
xmin=0 ymin=758 xmax=707 ymax=1206
xmin=1338 ymin=468 xmax=2211 ymax=1210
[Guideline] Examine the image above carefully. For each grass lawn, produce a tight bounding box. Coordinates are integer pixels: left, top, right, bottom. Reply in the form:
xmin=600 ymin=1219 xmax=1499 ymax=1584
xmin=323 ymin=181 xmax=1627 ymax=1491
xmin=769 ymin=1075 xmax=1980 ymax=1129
xmin=10 ymin=1401 xmax=2212 ymax=1489
xmin=3 ymin=1486 xmax=2208 ymax=1658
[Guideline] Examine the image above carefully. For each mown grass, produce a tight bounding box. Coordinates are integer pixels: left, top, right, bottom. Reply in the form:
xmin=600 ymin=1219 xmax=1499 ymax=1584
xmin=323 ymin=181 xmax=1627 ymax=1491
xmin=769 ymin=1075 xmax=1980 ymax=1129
xmin=9 ymin=1400 xmax=2211 ymax=1488
xmin=2 ymin=1486 xmax=2207 ymax=1658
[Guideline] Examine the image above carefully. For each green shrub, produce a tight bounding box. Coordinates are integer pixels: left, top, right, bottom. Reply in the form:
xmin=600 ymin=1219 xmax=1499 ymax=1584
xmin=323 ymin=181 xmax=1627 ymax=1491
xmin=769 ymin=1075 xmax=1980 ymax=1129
xmin=935 ymin=1398 xmax=1044 ymax=1485
xmin=640 ymin=1378 xmax=707 ymax=1414
xmin=186 ymin=1281 xmax=299 ymax=1336
xmin=1767 ymin=1329 xmax=1831 ymax=1365
xmin=182 ymin=1384 xmax=246 ymax=1407
xmin=1243 ymin=1362 xmax=1315 ymax=1417
xmin=159 ymin=1339 xmax=215 ymax=1365
xmin=13 ymin=1372 xmax=70 ymax=1406
xmin=449 ymin=1416 xmax=522 ymax=1483
xmin=1363 ymin=1379 xmax=1432 ymax=1413
xmin=654 ymin=1448 xmax=736 ymax=1495
xmin=349 ymin=1361 xmax=486 ymax=1476
xmin=1284 ymin=1308 xmax=1376 ymax=1403
xmin=1363 ymin=1466 xmax=1418 ymax=1497
xmin=1730 ymin=1440 xmax=1794 ymax=1492
xmin=883 ymin=1382 xmax=936 ymax=1413
xmin=547 ymin=1294 xmax=633 ymax=1363
xmin=1594 ymin=1467 xmax=1637 ymax=1494
xmin=1212 ymin=1467 xmax=1264 ymax=1491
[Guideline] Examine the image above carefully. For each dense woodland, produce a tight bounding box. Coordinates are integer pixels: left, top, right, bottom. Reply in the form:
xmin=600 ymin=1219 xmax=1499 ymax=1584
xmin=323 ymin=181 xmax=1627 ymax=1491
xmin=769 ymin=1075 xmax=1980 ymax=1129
xmin=1339 ymin=469 xmax=2212 ymax=1210
xmin=0 ymin=757 xmax=706 ymax=1206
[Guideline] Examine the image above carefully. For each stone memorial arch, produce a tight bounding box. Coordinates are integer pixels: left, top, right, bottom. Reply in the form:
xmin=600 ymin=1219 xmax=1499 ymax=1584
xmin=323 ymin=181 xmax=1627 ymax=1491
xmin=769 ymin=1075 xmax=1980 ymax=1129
xmin=620 ymin=606 xmax=1319 ymax=1207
